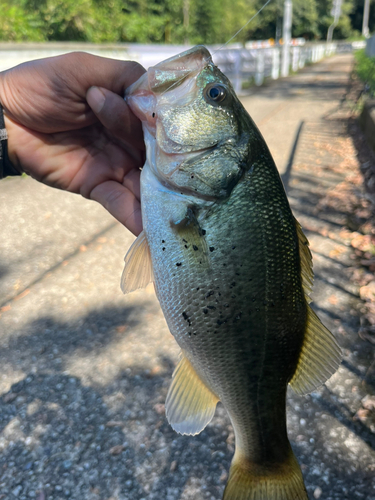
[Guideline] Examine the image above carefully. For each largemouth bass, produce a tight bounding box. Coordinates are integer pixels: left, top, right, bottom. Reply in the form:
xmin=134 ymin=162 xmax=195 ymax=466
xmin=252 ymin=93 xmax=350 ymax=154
xmin=122 ymin=46 xmax=341 ymax=500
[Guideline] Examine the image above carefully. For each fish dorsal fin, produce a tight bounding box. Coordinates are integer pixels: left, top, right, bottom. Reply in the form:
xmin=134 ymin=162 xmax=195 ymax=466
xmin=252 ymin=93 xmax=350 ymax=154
xmin=289 ymin=305 xmax=342 ymax=395
xmin=295 ymin=218 xmax=313 ymax=303
xmin=121 ymin=230 xmax=154 ymax=294
xmin=166 ymin=353 xmax=219 ymax=436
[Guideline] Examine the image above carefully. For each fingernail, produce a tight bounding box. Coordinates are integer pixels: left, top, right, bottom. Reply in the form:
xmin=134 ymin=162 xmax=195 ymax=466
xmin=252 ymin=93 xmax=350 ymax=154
xmin=87 ymin=86 xmax=105 ymax=113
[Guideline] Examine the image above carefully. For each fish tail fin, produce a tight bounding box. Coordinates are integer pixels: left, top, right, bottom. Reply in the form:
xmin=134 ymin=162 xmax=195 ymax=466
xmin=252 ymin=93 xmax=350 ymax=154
xmin=223 ymin=449 xmax=308 ymax=500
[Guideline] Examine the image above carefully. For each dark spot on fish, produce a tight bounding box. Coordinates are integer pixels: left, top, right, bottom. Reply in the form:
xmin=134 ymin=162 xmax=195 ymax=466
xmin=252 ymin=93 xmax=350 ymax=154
xmin=207 ymin=305 xmax=216 ymax=310
xmin=235 ymin=272 xmax=240 ymax=276
xmin=230 ymin=282 xmax=236 ymax=288
xmin=176 ymin=262 xmax=182 ymax=267
xmin=234 ymin=312 xmax=242 ymax=322
xmin=193 ymin=245 xmax=198 ymax=251
xmin=248 ymin=278 xmax=253 ymax=282
xmin=209 ymin=247 xmax=215 ymax=252
xmin=203 ymin=308 xmax=208 ymax=314
xmin=201 ymin=229 xmax=206 ymax=235
xmin=231 ymin=295 xmax=236 ymax=299
xmin=223 ymin=263 xmax=226 ymax=267
xmin=205 ymin=290 xmax=214 ymax=298
xmin=217 ymin=319 xmax=226 ymax=326
xmin=182 ymin=311 xmax=191 ymax=326
xmin=152 ymin=112 xmax=155 ymax=117
xmin=162 ymin=240 xmax=165 ymax=243
xmin=184 ymin=245 xmax=188 ymax=248
xmin=214 ymin=330 xmax=217 ymax=334
xmin=193 ymin=332 xmax=197 ymax=335
xmin=232 ymin=246 xmax=236 ymax=250
xmin=162 ymin=247 xmax=165 ymax=251
xmin=191 ymin=175 xmax=194 ymax=179
xmin=197 ymin=287 xmax=200 ymax=291
xmin=188 ymin=332 xmax=192 ymax=336
xmin=182 ymin=238 xmax=187 ymax=243
xmin=224 ymin=303 xmax=229 ymax=308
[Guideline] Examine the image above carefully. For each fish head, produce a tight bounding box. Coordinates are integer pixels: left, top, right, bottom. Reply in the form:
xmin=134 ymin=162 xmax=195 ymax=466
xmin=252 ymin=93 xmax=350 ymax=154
xmin=126 ymin=46 xmax=254 ymax=200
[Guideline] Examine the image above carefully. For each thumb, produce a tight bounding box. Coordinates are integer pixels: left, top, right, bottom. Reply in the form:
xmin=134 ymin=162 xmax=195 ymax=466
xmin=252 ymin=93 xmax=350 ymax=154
xmin=86 ymin=86 xmax=145 ymax=151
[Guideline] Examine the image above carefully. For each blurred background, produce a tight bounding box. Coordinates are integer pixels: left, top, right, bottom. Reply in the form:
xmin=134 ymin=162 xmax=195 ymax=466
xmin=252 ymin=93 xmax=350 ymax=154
xmin=1 ymin=2 xmax=375 ymax=500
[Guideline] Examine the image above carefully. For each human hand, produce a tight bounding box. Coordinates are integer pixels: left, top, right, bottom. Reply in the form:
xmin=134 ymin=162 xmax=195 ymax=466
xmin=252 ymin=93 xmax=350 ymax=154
xmin=0 ymin=52 xmax=146 ymax=235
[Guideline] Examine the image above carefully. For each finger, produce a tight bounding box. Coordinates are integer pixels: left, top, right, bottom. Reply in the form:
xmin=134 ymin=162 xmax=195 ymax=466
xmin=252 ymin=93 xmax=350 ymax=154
xmin=90 ymin=180 xmax=143 ymax=236
xmin=86 ymin=86 xmax=145 ymax=152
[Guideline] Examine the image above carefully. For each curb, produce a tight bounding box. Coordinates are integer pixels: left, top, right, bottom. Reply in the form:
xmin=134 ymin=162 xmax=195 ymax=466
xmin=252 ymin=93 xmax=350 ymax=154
xmin=360 ymin=99 xmax=375 ymax=153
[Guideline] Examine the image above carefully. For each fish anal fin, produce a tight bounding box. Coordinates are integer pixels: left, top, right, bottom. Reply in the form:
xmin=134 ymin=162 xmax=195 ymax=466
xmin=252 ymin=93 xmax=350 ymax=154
xmin=121 ymin=230 xmax=154 ymax=294
xmin=223 ymin=449 xmax=308 ymax=500
xmin=166 ymin=353 xmax=218 ymax=436
xmin=290 ymin=305 xmax=342 ymax=395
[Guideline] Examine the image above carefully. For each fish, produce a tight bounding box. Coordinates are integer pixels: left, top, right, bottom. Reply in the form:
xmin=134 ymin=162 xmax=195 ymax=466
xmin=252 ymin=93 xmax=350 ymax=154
xmin=121 ymin=45 xmax=341 ymax=500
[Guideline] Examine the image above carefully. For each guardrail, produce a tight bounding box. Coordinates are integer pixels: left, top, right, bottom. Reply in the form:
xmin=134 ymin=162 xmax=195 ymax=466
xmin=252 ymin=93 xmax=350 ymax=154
xmin=0 ymin=40 xmax=365 ymax=93
xmin=213 ymin=41 xmax=364 ymax=93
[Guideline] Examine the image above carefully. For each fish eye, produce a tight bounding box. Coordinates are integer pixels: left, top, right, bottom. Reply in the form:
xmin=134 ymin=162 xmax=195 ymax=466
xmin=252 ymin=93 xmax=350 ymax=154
xmin=204 ymin=84 xmax=227 ymax=104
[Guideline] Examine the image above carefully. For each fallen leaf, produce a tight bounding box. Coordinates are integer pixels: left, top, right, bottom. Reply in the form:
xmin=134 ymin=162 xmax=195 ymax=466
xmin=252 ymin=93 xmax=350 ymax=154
xmin=170 ymin=460 xmax=177 ymax=472
xmin=106 ymin=421 xmax=125 ymax=428
xmin=109 ymin=445 xmax=126 ymax=455
xmin=153 ymin=404 xmax=165 ymax=415
xmin=14 ymin=289 xmax=30 ymax=301
xmin=328 ymin=295 xmax=338 ymax=305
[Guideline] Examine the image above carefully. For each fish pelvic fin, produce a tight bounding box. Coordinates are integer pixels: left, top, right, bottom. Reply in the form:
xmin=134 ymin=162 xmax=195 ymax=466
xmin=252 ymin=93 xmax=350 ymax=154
xmin=223 ymin=449 xmax=308 ymax=500
xmin=166 ymin=352 xmax=219 ymax=436
xmin=121 ymin=230 xmax=154 ymax=294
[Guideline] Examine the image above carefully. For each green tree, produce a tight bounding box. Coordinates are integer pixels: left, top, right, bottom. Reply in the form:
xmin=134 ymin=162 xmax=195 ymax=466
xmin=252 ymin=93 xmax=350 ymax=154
xmin=0 ymin=1 xmax=45 ymax=41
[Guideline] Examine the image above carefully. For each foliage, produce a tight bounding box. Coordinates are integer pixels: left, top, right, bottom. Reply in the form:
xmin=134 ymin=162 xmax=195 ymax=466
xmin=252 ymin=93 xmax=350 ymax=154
xmin=355 ymin=49 xmax=375 ymax=96
xmin=0 ymin=0 xmax=373 ymax=44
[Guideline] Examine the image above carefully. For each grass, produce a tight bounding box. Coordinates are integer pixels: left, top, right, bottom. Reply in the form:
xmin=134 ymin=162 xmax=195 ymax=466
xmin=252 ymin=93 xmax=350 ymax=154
xmin=355 ymin=49 xmax=375 ymax=97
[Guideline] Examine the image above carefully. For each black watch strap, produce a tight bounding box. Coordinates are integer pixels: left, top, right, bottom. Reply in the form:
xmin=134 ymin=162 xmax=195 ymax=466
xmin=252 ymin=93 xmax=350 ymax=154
xmin=0 ymin=102 xmax=21 ymax=179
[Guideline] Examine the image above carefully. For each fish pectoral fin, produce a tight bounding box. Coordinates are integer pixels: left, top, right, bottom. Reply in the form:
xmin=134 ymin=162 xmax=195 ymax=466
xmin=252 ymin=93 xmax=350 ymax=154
xmin=166 ymin=353 xmax=219 ymax=436
xmin=121 ymin=230 xmax=154 ymax=294
xmin=289 ymin=305 xmax=342 ymax=395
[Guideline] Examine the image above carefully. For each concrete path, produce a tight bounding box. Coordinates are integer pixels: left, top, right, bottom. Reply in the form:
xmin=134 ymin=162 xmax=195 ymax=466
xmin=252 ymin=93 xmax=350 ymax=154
xmin=0 ymin=54 xmax=374 ymax=500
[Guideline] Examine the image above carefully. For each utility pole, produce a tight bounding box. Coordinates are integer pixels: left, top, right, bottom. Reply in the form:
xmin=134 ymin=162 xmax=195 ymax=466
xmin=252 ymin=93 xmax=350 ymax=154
xmin=327 ymin=0 xmax=342 ymax=43
xmin=362 ymin=0 xmax=371 ymax=38
xmin=281 ymin=0 xmax=292 ymax=77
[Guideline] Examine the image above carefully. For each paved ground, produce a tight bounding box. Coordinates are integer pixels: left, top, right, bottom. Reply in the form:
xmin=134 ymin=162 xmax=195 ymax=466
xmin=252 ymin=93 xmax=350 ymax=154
xmin=0 ymin=54 xmax=374 ymax=500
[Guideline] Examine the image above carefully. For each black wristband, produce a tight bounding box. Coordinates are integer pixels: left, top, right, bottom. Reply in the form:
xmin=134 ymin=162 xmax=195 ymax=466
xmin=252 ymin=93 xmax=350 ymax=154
xmin=0 ymin=102 xmax=21 ymax=179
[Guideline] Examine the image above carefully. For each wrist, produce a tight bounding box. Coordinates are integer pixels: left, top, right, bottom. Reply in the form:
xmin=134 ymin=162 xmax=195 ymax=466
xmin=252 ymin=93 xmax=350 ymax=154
xmin=0 ymin=103 xmax=22 ymax=179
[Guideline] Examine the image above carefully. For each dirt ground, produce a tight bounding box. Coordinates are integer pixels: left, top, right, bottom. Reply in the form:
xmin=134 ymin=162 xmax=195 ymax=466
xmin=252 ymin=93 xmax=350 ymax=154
xmin=0 ymin=53 xmax=374 ymax=500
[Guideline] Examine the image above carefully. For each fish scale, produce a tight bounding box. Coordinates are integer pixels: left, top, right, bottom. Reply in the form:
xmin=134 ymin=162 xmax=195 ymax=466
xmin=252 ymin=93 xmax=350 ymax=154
xmin=122 ymin=45 xmax=341 ymax=500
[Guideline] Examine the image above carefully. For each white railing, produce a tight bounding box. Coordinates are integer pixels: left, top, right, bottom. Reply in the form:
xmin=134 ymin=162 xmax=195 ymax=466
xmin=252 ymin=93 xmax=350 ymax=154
xmin=0 ymin=41 xmax=363 ymax=93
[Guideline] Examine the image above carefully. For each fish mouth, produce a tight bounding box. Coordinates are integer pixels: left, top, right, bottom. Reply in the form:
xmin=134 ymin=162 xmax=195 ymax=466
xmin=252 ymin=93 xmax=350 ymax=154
xmin=126 ymin=45 xmax=212 ymax=129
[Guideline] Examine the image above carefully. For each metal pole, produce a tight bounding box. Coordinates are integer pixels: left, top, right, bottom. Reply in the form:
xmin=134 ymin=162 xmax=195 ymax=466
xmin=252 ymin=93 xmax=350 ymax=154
xmin=281 ymin=0 xmax=292 ymax=77
xmin=327 ymin=0 xmax=342 ymax=43
xmin=362 ymin=0 xmax=370 ymax=38
xmin=183 ymin=0 xmax=190 ymax=45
